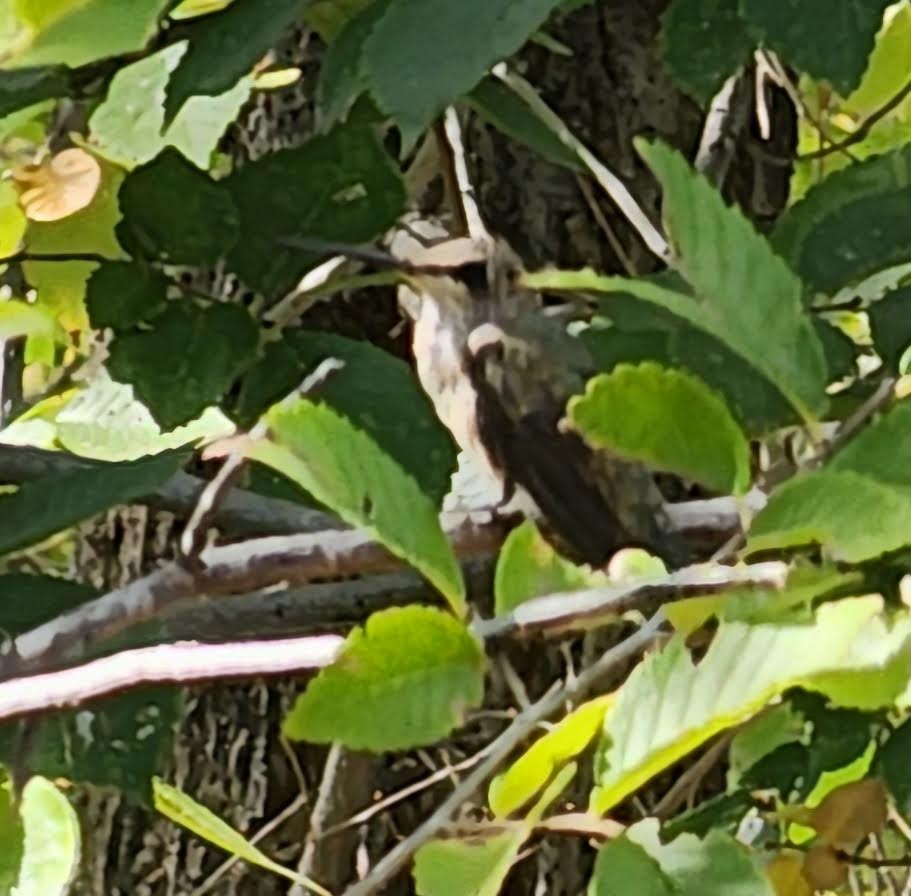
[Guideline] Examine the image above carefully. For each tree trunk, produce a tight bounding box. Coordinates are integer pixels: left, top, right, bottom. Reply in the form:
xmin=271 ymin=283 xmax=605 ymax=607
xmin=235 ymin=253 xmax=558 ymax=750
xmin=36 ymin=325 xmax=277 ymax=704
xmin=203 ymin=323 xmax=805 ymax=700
xmin=72 ymin=3 xmax=794 ymax=894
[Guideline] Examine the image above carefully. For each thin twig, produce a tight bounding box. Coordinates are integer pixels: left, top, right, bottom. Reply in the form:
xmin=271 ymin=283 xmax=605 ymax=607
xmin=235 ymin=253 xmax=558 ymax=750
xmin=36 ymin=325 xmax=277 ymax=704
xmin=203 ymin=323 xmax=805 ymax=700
xmin=342 ymin=612 xmax=666 ymax=896
xmin=494 ymin=66 xmax=670 ymax=263
xmin=797 ymin=77 xmax=911 ymax=162
xmin=442 ymin=106 xmax=489 ymax=243
xmin=0 ymin=251 xmax=109 ymax=266
xmin=694 ymin=70 xmax=749 ymax=189
xmin=652 ymin=730 xmax=735 ymax=818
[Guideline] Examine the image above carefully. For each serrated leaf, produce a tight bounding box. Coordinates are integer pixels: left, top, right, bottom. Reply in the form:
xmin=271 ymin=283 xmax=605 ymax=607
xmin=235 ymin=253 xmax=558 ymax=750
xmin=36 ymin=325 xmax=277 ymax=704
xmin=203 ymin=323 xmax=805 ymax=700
xmin=13 ymin=777 xmax=79 ymax=896
xmin=85 ymin=260 xmax=168 ymax=330
xmin=489 ymin=694 xmax=613 ymax=817
xmin=413 ymin=828 xmax=526 ymax=896
xmin=464 ymin=76 xmax=582 ymax=170
xmin=89 ymin=42 xmax=252 ymax=169
xmin=773 ymin=145 xmax=911 ymax=295
xmin=283 ymin=606 xmax=484 ymax=749
xmin=0 ymin=65 xmax=69 ymax=118
xmin=493 ymin=520 xmax=609 ymax=615
xmin=237 ymin=331 xmax=456 ymax=505
xmin=249 ymin=401 xmax=465 ymax=612
xmin=0 ymin=449 xmax=187 ymax=556
xmin=226 ymin=122 xmax=405 ymax=296
xmin=116 ymin=148 xmax=239 ymax=264
xmin=748 ymin=469 xmax=911 ymax=563
xmin=56 ymin=377 xmax=235 ymax=461
xmin=659 ymin=0 xmax=754 ymax=103
xmin=638 ymin=139 xmax=827 ymax=420
xmin=8 ymin=0 xmax=169 ymax=68
xmin=162 ymin=0 xmax=308 ymax=122
xmin=362 ymin=0 xmax=565 ymax=147
xmin=153 ymin=777 xmax=331 ymax=895
xmin=593 ymin=597 xmax=910 ymax=813
xmin=568 ymin=363 xmax=750 ymax=494
xmin=107 ymin=302 xmax=257 ymax=430
xmin=739 ymin=0 xmax=892 ymax=96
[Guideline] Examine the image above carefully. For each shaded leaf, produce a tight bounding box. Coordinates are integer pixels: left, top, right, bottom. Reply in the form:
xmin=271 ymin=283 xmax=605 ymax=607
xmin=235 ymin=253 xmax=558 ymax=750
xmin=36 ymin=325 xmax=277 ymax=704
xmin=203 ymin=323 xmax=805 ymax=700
xmin=0 ymin=449 xmax=187 ymax=557
xmin=107 ymin=302 xmax=257 ymax=430
xmin=13 ymin=777 xmax=79 ymax=896
xmin=869 ymin=285 xmax=911 ymax=371
xmin=877 ymin=716 xmax=911 ymax=815
xmin=237 ymin=331 xmax=456 ymax=505
xmin=593 ymin=597 xmax=910 ymax=813
xmin=773 ymin=145 xmax=911 ymax=295
xmin=305 ymin=0 xmax=373 ymax=39
xmin=153 ymin=777 xmax=331 ymax=895
xmin=728 ymin=703 xmax=807 ymax=789
xmin=829 ymin=401 xmax=911 ymax=490
xmin=163 ymin=0 xmax=308 ymax=121
xmin=116 ymin=148 xmax=239 ymax=265
xmin=663 ymin=791 xmax=756 ymax=840
xmin=740 ymin=0 xmax=892 ymax=95
xmin=465 ymin=77 xmax=582 ymax=170
xmin=226 ymin=122 xmax=405 ymax=296
xmin=283 ymin=606 xmax=484 ymax=749
xmin=89 ymin=42 xmax=252 ymax=169
xmin=362 ymin=0 xmax=565 ymax=147
xmin=0 ymin=65 xmax=69 ymax=118
xmin=0 ymin=572 xmax=98 ymax=636
xmin=85 ymin=260 xmax=168 ymax=330
xmin=493 ymin=520 xmax=609 ymax=615
xmin=489 ymin=694 xmax=613 ymax=817
xmin=9 ymin=0 xmax=168 ymax=68
xmin=413 ymin=829 xmax=526 ymax=896
xmin=568 ymin=362 xmax=750 ymax=494
xmin=659 ymin=0 xmax=754 ymax=103
xmin=249 ymin=401 xmax=465 ymax=613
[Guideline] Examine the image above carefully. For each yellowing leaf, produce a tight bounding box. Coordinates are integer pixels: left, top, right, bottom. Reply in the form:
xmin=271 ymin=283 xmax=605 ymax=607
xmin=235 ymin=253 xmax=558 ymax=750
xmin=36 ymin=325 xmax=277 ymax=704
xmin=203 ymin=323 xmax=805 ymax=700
xmin=800 ymin=844 xmax=847 ymax=892
xmin=809 ymin=778 xmax=887 ymax=850
xmin=489 ymin=694 xmax=613 ymax=817
xmin=13 ymin=147 xmax=101 ymax=221
xmin=254 ymin=67 xmax=302 ymax=89
xmin=765 ymin=852 xmax=812 ymax=896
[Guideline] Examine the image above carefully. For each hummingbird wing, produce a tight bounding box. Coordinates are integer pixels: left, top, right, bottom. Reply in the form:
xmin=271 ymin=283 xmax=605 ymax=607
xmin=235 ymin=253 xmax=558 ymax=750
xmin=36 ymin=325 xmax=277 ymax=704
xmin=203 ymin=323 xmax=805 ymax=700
xmin=465 ymin=316 xmax=677 ymax=566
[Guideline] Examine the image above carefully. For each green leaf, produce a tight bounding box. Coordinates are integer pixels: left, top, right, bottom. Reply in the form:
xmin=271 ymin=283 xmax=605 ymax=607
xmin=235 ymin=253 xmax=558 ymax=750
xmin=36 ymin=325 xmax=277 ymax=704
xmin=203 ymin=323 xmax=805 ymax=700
xmin=593 ymin=597 xmax=910 ymax=813
xmin=317 ymin=0 xmax=389 ymax=130
xmin=0 ymin=689 xmax=180 ymax=804
xmin=0 ymin=449 xmax=187 ymax=556
xmin=0 ymin=65 xmax=69 ymax=117
xmin=89 ymin=42 xmax=252 ymax=169
xmin=55 ymin=377 xmax=235 ymax=462
xmin=9 ymin=0 xmax=168 ymax=68
xmin=153 ymin=777 xmax=331 ymax=895
xmin=567 ymin=363 xmax=751 ymax=494
xmin=237 ymin=331 xmax=457 ymax=505
xmin=107 ymin=302 xmax=257 ymax=430
xmin=829 ymin=401 xmax=911 ymax=491
xmin=0 ymin=771 xmax=23 ymax=892
xmin=162 ymin=0 xmax=308 ymax=122
xmin=727 ymin=703 xmax=807 ymax=789
xmin=659 ymin=0 xmax=754 ymax=103
xmin=878 ymin=716 xmax=911 ymax=815
xmin=747 ymin=470 xmax=911 ymax=563
xmin=493 ymin=520 xmax=609 ymax=615
xmin=305 ymin=0 xmax=373 ymax=39
xmin=413 ymin=828 xmax=526 ymax=896
xmin=249 ymin=400 xmax=465 ymax=613
xmin=593 ymin=822 xmax=776 ymax=895
xmin=739 ymin=0 xmax=892 ymax=95
xmin=361 ymin=0 xmax=565 ymax=147
xmin=0 ymin=180 xmax=27 ymax=257
xmin=13 ymin=777 xmax=79 ymax=896
xmin=772 ymin=145 xmax=911 ymax=295
xmin=226 ymin=122 xmax=405 ymax=296
xmin=464 ymin=77 xmax=582 ymax=170
xmin=489 ymin=694 xmax=612 ymax=817
xmin=116 ymin=148 xmax=239 ymax=265
xmin=85 ymin=260 xmax=168 ymax=330
xmin=638 ymin=138 xmax=828 ymax=420
xmin=0 ymin=572 xmax=98 ymax=636
xmin=870 ymin=286 xmax=911 ymax=371
xmin=283 ymin=606 xmax=485 ymax=749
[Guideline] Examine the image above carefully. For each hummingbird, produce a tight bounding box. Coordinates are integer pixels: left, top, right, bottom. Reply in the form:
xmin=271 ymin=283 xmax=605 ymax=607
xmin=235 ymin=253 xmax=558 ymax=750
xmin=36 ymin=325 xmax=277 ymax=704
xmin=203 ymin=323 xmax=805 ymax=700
xmin=389 ymin=223 xmax=682 ymax=568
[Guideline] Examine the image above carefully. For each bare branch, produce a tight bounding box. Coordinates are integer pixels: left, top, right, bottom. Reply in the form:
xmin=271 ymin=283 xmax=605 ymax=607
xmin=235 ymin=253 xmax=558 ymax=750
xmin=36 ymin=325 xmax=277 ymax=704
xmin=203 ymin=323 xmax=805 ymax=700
xmin=0 ymin=635 xmax=343 ymax=721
